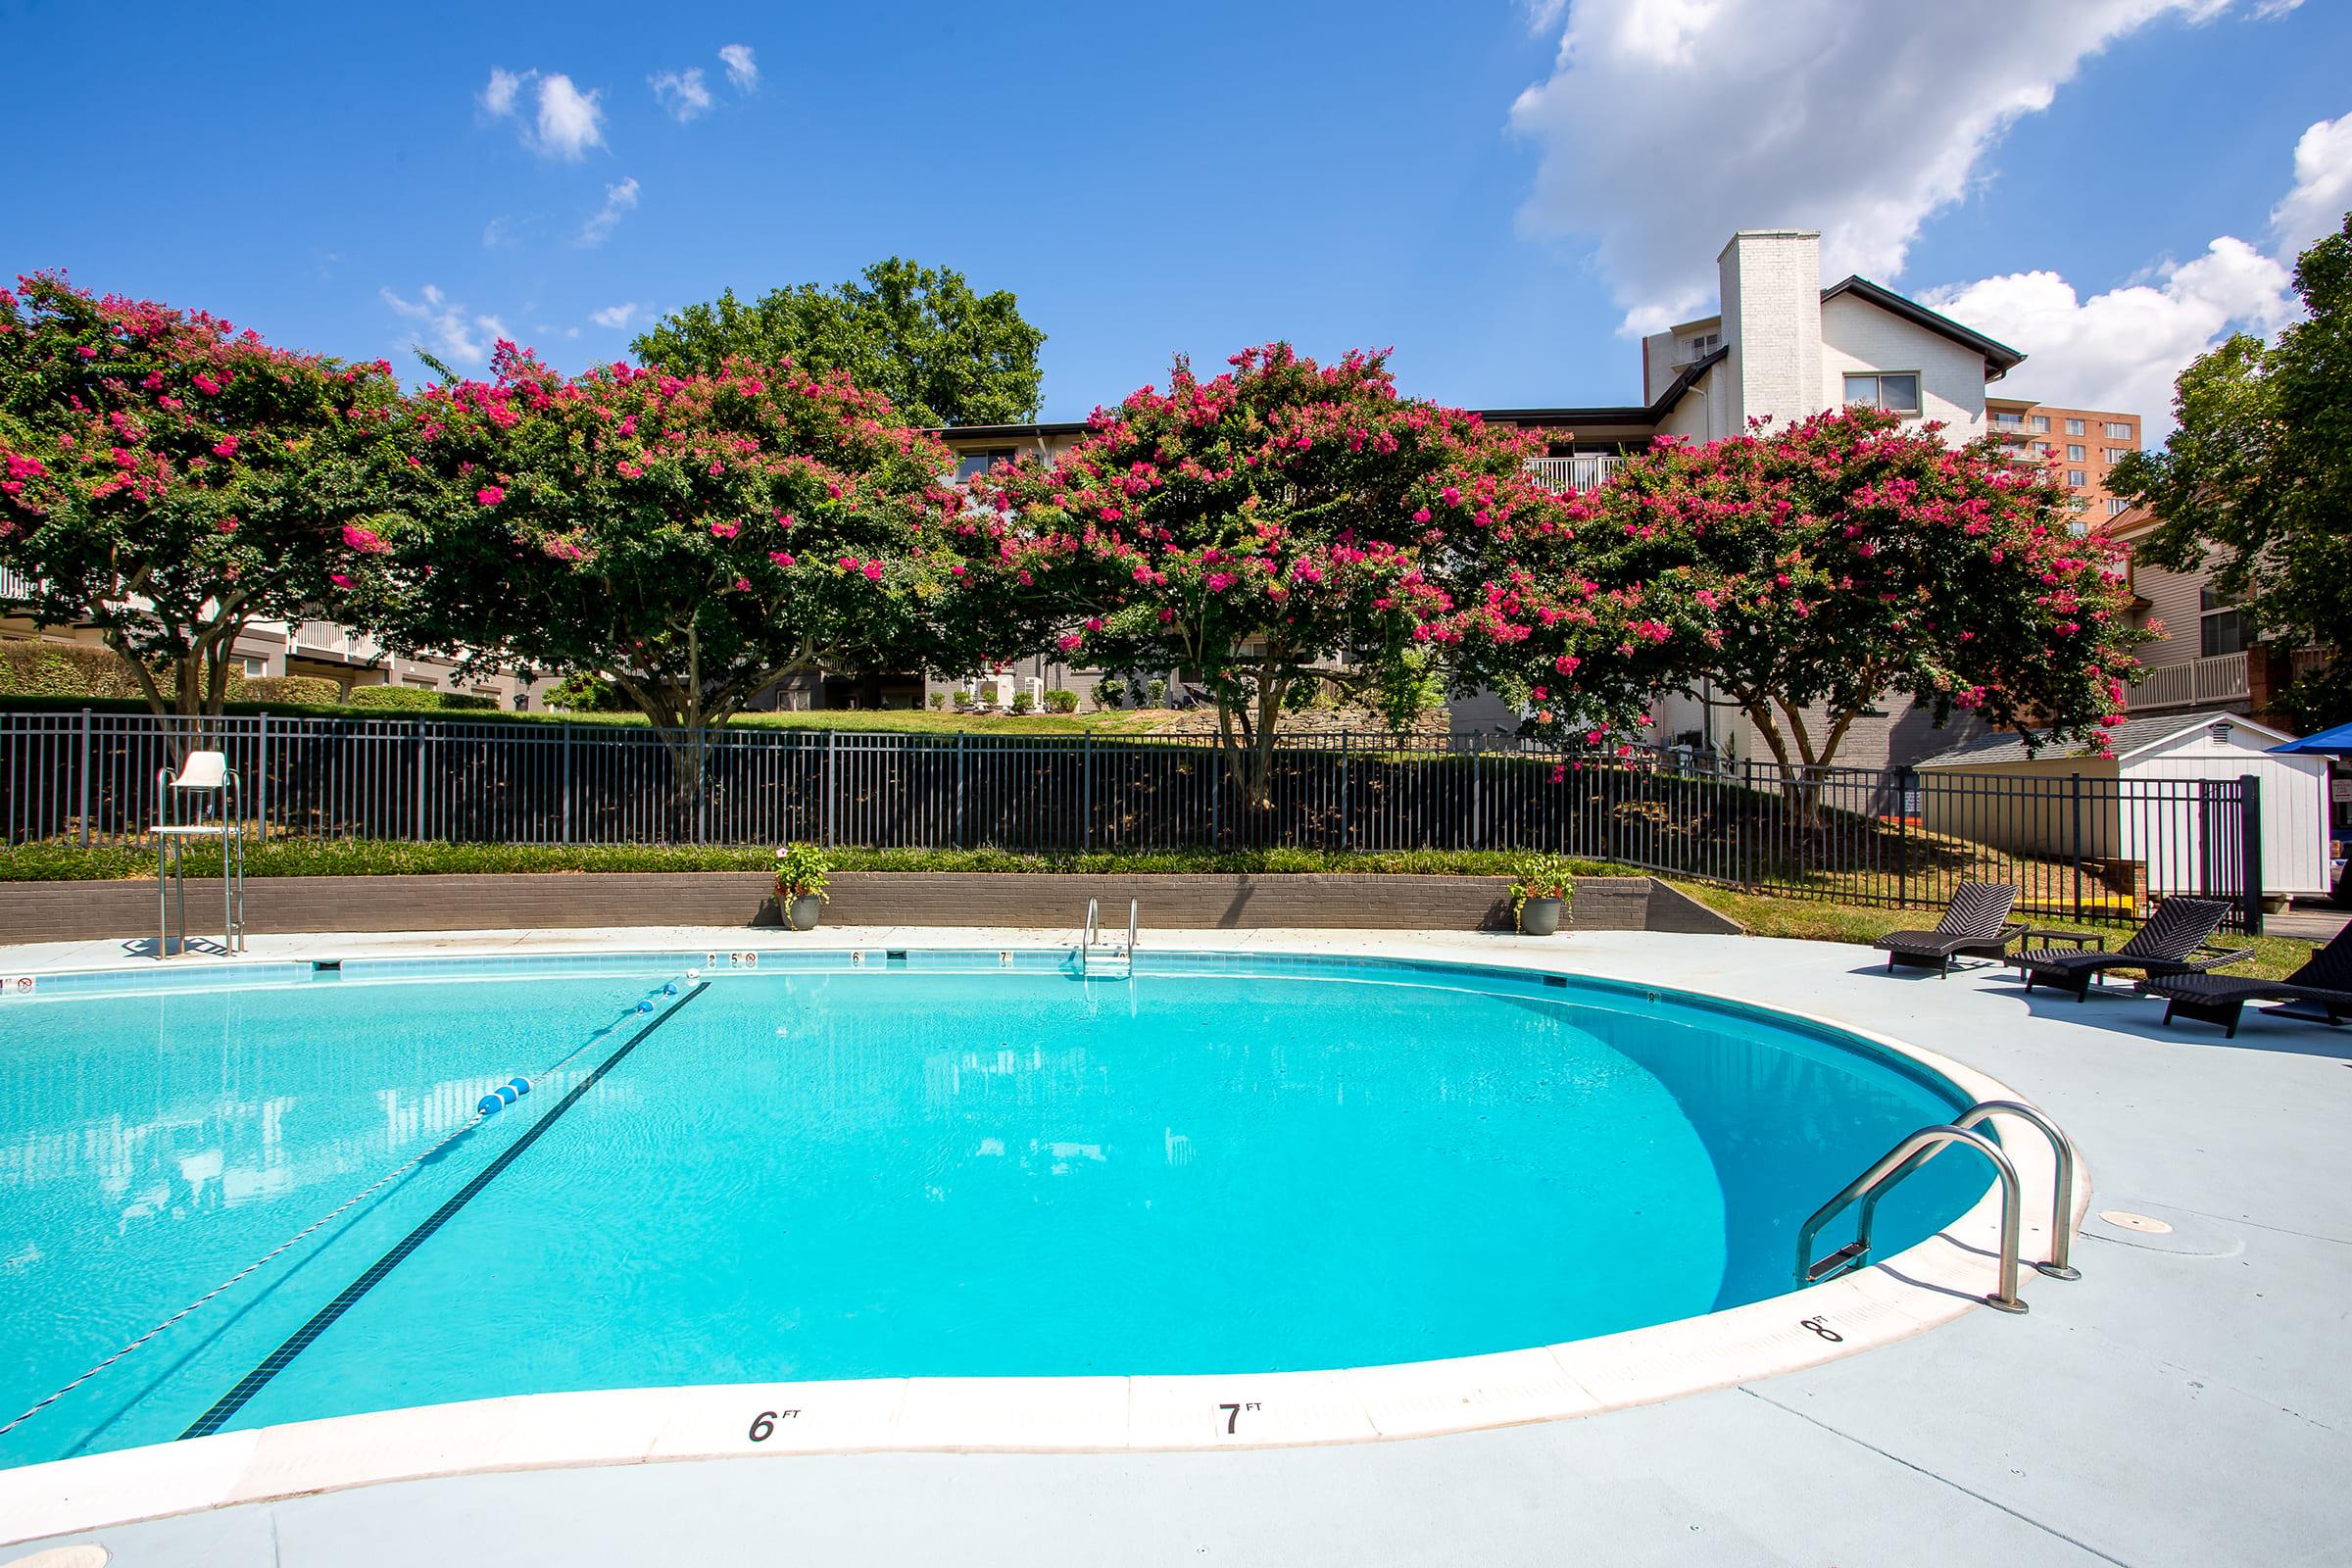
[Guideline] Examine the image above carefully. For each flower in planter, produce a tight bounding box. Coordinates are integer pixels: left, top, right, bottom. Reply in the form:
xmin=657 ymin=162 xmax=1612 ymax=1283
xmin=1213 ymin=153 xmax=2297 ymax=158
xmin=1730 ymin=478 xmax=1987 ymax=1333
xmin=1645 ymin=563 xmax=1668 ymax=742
xmin=774 ymin=842 xmax=831 ymax=903
xmin=1507 ymin=854 xmax=1579 ymax=930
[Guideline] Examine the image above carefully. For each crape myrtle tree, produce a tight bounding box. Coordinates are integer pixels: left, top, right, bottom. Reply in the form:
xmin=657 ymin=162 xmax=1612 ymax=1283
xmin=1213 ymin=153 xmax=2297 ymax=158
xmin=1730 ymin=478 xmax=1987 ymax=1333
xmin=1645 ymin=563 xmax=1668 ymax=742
xmin=370 ymin=345 xmax=1005 ymax=814
xmin=978 ymin=343 xmax=1574 ymax=808
xmin=0 ymin=273 xmax=408 ymax=728
xmin=2109 ymin=213 xmax=2352 ymax=729
xmin=1450 ymin=407 xmax=2149 ymax=809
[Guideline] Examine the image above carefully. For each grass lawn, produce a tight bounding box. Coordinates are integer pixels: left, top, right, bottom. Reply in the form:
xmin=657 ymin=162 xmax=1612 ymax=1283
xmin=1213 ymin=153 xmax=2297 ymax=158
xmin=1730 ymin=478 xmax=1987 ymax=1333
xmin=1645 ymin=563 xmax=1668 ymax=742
xmin=1676 ymin=882 xmax=2318 ymax=982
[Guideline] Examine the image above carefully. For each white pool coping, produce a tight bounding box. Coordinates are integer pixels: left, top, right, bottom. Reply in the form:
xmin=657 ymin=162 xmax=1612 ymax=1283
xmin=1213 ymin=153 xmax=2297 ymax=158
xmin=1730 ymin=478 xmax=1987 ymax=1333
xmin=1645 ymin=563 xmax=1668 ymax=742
xmin=0 ymin=928 xmax=2083 ymax=1547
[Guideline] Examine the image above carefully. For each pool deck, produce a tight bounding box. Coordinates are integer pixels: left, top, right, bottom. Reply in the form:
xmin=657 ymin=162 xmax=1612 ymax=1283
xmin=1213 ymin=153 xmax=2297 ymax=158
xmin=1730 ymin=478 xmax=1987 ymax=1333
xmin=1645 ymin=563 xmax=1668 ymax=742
xmin=4 ymin=923 xmax=2349 ymax=1567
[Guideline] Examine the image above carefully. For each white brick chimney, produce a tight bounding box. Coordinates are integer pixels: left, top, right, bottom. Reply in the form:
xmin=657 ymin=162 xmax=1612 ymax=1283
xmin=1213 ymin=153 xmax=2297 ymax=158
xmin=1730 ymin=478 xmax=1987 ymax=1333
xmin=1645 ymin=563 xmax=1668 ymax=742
xmin=1719 ymin=229 xmax=1823 ymax=433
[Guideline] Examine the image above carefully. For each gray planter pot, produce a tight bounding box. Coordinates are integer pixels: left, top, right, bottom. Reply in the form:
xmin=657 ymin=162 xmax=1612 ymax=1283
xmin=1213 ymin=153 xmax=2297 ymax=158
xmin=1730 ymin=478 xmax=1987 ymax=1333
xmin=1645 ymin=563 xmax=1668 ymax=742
xmin=1518 ymin=896 xmax=1565 ymax=936
xmin=788 ymin=893 xmax=823 ymax=931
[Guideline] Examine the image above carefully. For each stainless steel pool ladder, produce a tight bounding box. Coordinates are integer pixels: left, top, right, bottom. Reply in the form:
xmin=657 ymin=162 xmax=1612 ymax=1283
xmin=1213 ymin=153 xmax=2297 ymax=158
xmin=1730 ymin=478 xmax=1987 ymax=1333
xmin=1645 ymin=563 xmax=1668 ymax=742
xmin=1795 ymin=1100 xmax=2081 ymax=1314
xmin=1079 ymin=897 xmax=1139 ymax=976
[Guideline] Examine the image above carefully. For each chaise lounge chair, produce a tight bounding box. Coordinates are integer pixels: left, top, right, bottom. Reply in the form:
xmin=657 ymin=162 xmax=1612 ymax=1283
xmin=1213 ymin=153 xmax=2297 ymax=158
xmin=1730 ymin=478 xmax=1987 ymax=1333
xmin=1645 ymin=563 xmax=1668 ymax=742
xmin=2008 ymin=897 xmax=2250 ymax=1002
xmin=1872 ymin=881 xmax=2024 ymax=975
xmin=2136 ymin=922 xmax=2352 ymax=1037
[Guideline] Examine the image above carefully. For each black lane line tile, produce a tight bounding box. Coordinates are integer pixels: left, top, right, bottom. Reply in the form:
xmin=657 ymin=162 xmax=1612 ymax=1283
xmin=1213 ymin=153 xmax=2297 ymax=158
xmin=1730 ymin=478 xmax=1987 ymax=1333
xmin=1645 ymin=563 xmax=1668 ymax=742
xmin=179 ymin=982 xmax=710 ymax=1440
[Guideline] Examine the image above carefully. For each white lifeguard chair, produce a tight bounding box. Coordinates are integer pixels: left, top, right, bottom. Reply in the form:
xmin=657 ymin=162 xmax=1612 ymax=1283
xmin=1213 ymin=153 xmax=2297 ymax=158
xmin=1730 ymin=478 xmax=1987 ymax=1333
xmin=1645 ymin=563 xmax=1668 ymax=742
xmin=154 ymin=750 xmax=246 ymax=958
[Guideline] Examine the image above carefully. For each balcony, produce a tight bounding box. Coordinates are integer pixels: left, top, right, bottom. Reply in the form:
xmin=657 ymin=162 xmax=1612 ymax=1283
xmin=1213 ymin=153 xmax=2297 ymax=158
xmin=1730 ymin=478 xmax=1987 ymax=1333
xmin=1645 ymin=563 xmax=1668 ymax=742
xmin=1523 ymin=454 xmax=1623 ymax=493
xmin=0 ymin=565 xmax=42 ymax=604
xmin=2126 ymin=651 xmax=2248 ymax=712
xmin=289 ymin=621 xmax=387 ymax=667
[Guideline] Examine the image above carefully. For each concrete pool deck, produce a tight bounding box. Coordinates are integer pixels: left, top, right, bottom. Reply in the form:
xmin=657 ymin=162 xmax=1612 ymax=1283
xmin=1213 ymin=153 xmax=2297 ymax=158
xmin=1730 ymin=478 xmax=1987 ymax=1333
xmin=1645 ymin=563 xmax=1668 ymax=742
xmin=3 ymin=924 xmax=2348 ymax=1566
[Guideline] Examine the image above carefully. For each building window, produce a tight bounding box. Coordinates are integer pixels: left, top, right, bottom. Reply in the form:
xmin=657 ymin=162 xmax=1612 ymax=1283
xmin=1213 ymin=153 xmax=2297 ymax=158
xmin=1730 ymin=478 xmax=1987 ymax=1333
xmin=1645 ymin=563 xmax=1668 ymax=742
xmin=2107 ymin=497 xmax=2131 ymax=516
xmin=953 ymin=447 xmax=1016 ymax=481
xmin=2067 ymin=444 xmax=2085 ymax=462
xmin=2105 ymin=421 xmax=2132 ymax=439
xmin=2033 ymin=441 xmax=2055 ymax=456
xmin=1842 ymin=371 xmax=1922 ymax=414
xmin=2064 ymin=417 xmax=2086 ymax=435
xmin=2031 ymin=415 xmax=2051 ymax=432
xmin=1678 ymin=331 xmax=1721 ymax=362
xmin=2104 ymin=447 xmax=2130 ymax=463
xmin=2066 ymin=469 xmax=2086 ymax=487
xmin=1991 ymin=411 xmax=2025 ymax=427
xmin=2199 ymin=588 xmax=2247 ymax=657
xmin=242 ymin=656 xmax=269 ymax=678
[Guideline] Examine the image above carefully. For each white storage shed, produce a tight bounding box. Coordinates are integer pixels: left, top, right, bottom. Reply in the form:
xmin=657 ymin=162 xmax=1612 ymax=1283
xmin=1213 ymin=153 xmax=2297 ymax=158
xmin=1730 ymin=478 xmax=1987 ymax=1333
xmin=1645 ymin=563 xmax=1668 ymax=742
xmin=1912 ymin=710 xmax=2331 ymax=898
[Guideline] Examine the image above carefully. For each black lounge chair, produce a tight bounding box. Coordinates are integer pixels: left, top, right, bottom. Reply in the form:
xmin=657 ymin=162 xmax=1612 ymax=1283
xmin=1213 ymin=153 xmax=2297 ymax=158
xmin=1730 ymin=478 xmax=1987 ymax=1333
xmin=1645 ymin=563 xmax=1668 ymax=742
xmin=2008 ymin=898 xmax=2251 ymax=1002
xmin=2138 ymin=923 xmax=2352 ymax=1037
xmin=1873 ymin=881 xmax=2024 ymax=975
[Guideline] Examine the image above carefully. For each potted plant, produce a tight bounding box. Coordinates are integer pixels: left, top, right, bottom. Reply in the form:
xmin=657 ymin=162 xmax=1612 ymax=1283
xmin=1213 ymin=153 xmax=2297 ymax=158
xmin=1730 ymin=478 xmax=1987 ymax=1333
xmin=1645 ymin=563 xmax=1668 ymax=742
xmin=774 ymin=843 xmax=831 ymax=931
xmin=1509 ymin=854 xmax=1578 ymax=936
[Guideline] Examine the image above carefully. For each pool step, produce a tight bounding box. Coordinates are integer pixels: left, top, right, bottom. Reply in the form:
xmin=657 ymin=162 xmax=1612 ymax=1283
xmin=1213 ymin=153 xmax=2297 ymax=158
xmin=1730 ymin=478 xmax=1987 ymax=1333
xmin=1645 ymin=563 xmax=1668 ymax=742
xmin=1078 ymin=898 xmax=1140 ymax=978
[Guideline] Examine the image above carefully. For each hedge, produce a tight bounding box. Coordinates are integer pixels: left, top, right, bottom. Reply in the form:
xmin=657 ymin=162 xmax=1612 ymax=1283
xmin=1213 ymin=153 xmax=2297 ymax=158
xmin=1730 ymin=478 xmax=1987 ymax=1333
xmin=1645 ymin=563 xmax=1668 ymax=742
xmin=0 ymin=840 xmax=1636 ymax=883
xmin=0 ymin=639 xmax=352 ymax=708
xmin=342 ymin=685 xmax=499 ymax=712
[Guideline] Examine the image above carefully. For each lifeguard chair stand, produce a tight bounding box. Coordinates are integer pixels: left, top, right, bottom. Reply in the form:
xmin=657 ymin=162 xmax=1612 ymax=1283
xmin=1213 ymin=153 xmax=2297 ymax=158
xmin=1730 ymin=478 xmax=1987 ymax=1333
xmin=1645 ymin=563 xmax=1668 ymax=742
xmin=155 ymin=750 xmax=246 ymax=958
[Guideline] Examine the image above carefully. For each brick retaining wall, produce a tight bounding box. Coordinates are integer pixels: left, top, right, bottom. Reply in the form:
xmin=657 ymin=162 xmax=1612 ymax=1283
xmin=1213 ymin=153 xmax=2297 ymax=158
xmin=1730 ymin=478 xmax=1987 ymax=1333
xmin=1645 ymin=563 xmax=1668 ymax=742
xmin=0 ymin=871 xmax=1740 ymax=946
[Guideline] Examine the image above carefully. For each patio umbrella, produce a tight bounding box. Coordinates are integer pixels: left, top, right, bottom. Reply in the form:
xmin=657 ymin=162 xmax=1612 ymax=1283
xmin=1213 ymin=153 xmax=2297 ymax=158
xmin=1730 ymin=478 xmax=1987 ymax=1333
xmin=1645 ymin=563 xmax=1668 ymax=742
xmin=2270 ymin=721 xmax=2352 ymax=755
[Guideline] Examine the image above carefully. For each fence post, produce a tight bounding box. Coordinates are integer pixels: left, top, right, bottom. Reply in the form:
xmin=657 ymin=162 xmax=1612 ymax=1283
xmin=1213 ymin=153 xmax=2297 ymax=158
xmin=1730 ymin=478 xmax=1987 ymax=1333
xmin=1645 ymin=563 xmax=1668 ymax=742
xmin=414 ymin=728 xmax=426 ymax=843
xmin=1341 ymin=730 xmax=1351 ymax=852
xmin=1082 ymin=732 xmax=1093 ymax=855
xmin=956 ymin=730 xmax=967 ymax=849
xmin=77 ymin=707 xmax=91 ymax=848
xmin=2238 ymin=772 xmax=2265 ymax=936
xmin=256 ymin=711 xmax=270 ymax=846
xmin=562 ymin=725 xmax=573 ymax=844
xmin=2070 ymin=771 xmax=2084 ymax=924
xmin=825 ymin=728 xmax=838 ymax=848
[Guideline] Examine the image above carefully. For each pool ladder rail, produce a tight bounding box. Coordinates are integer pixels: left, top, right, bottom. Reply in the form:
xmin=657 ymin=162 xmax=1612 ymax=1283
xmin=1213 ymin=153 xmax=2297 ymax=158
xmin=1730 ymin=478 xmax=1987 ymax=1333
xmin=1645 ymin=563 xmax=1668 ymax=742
xmin=1079 ymin=898 xmax=1139 ymax=977
xmin=1796 ymin=1100 xmax=2081 ymax=1314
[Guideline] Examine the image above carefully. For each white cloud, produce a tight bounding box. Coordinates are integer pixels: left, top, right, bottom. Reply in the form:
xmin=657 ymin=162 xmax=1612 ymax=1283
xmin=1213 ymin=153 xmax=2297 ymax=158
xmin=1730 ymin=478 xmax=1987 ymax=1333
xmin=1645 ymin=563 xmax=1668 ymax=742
xmin=650 ymin=67 xmax=713 ymax=122
xmin=577 ymin=176 xmax=641 ymax=247
xmin=590 ymin=302 xmax=642 ymax=329
xmin=481 ymin=67 xmax=528 ymax=118
xmin=718 ymin=43 xmax=759 ymax=93
xmin=381 ymin=285 xmax=509 ymax=368
xmin=478 ymin=65 xmax=608 ymax=161
xmin=1925 ymin=240 xmax=2294 ymax=434
xmin=534 ymin=74 xmax=606 ymax=161
xmin=1510 ymin=1 xmax=2294 ymax=331
xmin=2271 ymin=110 xmax=2352 ymax=255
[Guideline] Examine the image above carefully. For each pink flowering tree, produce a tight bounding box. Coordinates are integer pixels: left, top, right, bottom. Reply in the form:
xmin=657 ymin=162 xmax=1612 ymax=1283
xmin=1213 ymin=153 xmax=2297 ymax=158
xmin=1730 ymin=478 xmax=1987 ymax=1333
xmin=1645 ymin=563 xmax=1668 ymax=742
xmin=1452 ymin=407 xmax=2150 ymax=806
xmin=980 ymin=344 xmax=1567 ymax=808
xmin=370 ymin=347 xmax=982 ymax=803
xmin=0 ymin=274 xmax=409 ymax=724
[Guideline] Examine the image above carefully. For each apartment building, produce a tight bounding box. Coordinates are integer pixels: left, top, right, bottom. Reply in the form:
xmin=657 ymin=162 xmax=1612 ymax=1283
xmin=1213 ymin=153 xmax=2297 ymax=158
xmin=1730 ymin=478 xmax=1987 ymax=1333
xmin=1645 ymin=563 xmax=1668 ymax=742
xmin=1986 ymin=397 xmax=2141 ymax=527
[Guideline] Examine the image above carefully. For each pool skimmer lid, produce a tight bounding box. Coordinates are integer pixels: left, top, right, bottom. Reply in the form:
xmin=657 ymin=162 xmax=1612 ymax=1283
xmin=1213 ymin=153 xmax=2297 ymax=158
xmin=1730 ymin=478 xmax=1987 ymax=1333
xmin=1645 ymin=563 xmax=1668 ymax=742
xmin=2096 ymin=1209 xmax=2174 ymax=1234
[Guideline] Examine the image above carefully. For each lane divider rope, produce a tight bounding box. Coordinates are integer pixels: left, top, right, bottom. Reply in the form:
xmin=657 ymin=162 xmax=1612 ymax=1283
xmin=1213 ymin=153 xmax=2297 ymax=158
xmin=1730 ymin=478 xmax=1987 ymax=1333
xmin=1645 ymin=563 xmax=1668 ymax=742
xmin=0 ymin=977 xmax=694 ymax=1444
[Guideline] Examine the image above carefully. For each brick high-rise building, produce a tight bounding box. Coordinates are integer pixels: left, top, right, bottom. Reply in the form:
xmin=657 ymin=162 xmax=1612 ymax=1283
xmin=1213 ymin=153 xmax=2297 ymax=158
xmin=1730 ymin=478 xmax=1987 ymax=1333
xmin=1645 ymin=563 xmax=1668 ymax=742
xmin=1984 ymin=396 xmax=2141 ymax=528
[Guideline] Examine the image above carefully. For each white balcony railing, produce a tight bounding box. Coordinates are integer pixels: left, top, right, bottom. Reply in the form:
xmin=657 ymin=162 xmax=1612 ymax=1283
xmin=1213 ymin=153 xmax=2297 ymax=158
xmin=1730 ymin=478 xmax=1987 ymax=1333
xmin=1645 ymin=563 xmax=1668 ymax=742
xmin=2126 ymin=651 xmax=2249 ymax=711
xmin=0 ymin=565 xmax=42 ymax=604
xmin=290 ymin=621 xmax=386 ymax=665
xmin=1523 ymin=454 xmax=1623 ymax=493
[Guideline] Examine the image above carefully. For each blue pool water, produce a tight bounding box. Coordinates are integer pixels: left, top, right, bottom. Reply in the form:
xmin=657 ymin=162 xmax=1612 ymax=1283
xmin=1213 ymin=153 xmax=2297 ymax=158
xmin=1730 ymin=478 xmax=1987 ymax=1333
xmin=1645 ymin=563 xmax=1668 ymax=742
xmin=0 ymin=953 xmax=1984 ymax=1467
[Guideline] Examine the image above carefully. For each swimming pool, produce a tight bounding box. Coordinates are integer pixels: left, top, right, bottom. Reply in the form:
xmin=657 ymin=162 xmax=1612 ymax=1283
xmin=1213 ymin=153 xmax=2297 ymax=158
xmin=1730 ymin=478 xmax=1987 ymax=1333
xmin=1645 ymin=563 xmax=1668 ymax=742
xmin=0 ymin=950 xmax=1990 ymax=1471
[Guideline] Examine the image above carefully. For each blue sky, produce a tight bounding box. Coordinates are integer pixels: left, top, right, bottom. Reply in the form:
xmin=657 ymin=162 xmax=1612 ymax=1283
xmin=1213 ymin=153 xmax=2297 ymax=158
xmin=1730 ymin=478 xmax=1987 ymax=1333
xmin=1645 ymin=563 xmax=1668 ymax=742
xmin=4 ymin=1 xmax=2346 ymax=427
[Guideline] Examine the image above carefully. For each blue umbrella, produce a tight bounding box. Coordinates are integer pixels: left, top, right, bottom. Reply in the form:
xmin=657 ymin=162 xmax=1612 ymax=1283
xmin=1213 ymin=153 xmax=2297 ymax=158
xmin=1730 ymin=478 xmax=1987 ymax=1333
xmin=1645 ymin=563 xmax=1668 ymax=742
xmin=2270 ymin=721 xmax=2352 ymax=755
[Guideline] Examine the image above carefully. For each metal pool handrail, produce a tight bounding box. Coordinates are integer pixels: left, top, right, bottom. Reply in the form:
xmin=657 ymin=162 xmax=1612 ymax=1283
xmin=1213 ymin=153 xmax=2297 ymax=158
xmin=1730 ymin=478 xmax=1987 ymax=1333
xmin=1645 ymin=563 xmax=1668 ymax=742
xmin=1796 ymin=1123 xmax=2030 ymax=1313
xmin=1852 ymin=1100 xmax=2081 ymax=1281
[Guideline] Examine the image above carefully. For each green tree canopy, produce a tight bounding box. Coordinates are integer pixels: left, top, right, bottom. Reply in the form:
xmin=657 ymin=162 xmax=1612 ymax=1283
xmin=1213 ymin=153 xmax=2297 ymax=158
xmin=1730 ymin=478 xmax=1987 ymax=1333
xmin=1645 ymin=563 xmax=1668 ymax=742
xmin=0 ymin=273 xmax=409 ymax=723
xmin=631 ymin=258 xmax=1046 ymax=428
xmin=2108 ymin=214 xmax=2352 ymax=727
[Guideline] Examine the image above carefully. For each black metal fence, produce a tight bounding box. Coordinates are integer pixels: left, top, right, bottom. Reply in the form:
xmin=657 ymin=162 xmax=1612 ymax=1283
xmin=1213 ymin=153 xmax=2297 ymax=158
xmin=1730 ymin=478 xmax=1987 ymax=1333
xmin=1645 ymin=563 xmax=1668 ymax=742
xmin=0 ymin=710 xmax=2267 ymax=932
